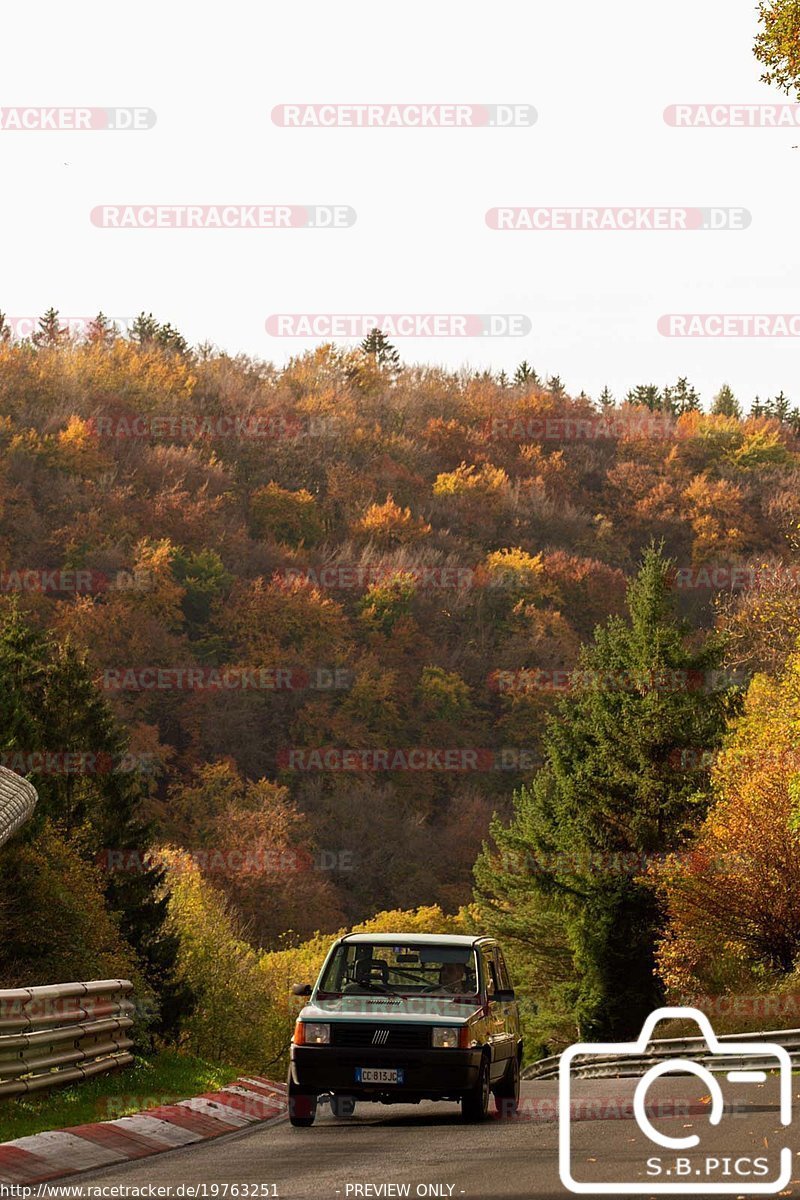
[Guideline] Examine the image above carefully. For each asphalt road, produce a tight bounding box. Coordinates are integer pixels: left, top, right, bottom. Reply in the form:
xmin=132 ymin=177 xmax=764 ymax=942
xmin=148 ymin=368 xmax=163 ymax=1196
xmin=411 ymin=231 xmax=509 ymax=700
xmin=53 ymin=1078 xmax=800 ymax=1200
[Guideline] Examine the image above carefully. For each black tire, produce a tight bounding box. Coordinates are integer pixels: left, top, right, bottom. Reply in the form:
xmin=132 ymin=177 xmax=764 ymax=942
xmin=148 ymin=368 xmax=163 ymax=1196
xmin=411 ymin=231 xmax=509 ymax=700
xmin=461 ymin=1054 xmax=490 ymax=1122
xmin=288 ymin=1076 xmax=317 ymax=1127
xmin=492 ymin=1053 xmax=520 ymax=1117
xmin=330 ymin=1094 xmax=357 ymax=1118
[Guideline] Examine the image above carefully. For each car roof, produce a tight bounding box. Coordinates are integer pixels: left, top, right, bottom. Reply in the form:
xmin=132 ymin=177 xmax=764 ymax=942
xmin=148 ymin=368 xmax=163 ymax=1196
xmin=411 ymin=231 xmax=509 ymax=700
xmin=338 ymin=933 xmax=492 ymax=947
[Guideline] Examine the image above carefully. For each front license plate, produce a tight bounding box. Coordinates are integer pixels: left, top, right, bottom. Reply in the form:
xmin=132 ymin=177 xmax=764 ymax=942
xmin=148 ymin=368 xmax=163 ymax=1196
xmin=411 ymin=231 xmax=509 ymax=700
xmin=355 ymin=1068 xmax=404 ymax=1084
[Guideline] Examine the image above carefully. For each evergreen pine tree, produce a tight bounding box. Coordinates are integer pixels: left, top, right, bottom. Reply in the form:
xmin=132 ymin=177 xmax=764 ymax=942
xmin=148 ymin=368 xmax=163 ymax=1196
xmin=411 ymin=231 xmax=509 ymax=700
xmin=130 ymin=312 xmax=188 ymax=356
xmin=360 ymin=327 xmax=400 ymax=371
xmin=86 ymin=312 xmax=117 ymax=346
xmin=711 ymin=384 xmax=741 ymax=419
xmin=33 ymin=307 xmax=68 ymax=347
xmin=598 ymin=386 xmax=615 ymax=409
xmin=625 ymin=384 xmax=662 ymax=411
xmin=475 ymin=546 xmax=732 ymax=1040
xmin=766 ymin=391 xmax=791 ymax=422
xmin=157 ymin=323 xmax=189 ymax=356
xmin=0 ymin=608 xmax=191 ymax=1037
xmin=513 ymin=360 xmax=540 ymax=388
xmin=669 ymin=377 xmax=701 ymax=416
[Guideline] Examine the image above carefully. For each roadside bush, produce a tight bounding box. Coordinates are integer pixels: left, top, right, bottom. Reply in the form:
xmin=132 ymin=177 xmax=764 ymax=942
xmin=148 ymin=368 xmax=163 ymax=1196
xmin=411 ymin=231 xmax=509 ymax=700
xmin=0 ymin=821 xmax=141 ymax=988
xmin=161 ymin=849 xmax=284 ymax=1068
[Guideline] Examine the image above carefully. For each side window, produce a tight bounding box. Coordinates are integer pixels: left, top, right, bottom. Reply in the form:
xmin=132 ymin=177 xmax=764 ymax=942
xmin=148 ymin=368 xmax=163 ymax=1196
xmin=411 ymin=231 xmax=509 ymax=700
xmin=495 ymin=949 xmax=512 ymax=991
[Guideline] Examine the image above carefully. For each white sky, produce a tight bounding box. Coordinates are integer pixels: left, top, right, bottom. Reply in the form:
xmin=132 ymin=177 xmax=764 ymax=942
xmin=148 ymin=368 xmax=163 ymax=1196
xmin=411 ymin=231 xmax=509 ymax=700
xmin=1 ymin=0 xmax=798 ymax=406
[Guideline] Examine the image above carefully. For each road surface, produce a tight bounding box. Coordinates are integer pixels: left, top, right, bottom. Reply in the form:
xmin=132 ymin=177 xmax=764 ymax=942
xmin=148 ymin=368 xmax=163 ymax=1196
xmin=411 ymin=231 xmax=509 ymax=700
xmin=47 ymin=1078 xmax=800 ymax=1200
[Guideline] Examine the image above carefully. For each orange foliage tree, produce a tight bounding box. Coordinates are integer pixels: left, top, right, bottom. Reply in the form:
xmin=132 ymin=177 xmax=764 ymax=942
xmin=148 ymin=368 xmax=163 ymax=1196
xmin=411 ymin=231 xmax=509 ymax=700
xmin=654 ymin=646 xmax=800 ymax=997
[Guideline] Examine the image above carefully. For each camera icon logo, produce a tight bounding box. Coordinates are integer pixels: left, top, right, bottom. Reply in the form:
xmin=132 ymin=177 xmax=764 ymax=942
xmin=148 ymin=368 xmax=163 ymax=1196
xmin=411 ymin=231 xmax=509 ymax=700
xmin=558 ymin=1006 xmax=793 ymax=1194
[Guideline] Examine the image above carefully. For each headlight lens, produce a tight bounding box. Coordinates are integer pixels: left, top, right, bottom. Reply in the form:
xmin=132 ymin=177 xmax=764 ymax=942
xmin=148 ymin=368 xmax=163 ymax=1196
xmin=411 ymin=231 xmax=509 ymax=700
xmin=432 ymin=1026 xmax=461 ymax=1049
xmin=303 ymin=1022 xmax=331 ymax=1044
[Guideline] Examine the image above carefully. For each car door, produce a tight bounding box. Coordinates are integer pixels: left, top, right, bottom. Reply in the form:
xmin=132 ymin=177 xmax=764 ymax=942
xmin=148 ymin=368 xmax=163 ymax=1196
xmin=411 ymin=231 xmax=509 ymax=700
xmin=480 ymin=946 xmax=512 ymax=1081
xmin=494 ymin=946 xmax=521 ymax=1055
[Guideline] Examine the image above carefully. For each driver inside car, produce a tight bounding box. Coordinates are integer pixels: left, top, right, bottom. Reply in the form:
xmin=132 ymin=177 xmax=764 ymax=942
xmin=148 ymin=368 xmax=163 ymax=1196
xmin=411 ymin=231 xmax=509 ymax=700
xmin=438 ymin=961 xmax=469 ymax=992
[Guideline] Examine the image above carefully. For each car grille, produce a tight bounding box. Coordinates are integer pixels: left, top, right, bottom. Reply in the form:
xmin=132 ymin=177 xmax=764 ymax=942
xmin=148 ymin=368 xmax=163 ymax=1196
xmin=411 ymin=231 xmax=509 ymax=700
xmin=330 ymin=1023 xmax=431 ymax=1049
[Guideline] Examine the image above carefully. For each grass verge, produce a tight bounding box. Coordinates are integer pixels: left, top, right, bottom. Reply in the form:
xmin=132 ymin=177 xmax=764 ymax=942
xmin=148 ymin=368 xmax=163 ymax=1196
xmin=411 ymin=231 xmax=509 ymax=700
xmin=0 ymin=1051 xmax=242 ymax=1142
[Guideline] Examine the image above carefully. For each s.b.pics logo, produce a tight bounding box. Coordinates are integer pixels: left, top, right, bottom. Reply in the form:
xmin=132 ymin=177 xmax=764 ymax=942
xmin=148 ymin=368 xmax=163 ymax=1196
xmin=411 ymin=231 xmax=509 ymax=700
xmin=558 ymin=1007 xmax=793 ymax=1194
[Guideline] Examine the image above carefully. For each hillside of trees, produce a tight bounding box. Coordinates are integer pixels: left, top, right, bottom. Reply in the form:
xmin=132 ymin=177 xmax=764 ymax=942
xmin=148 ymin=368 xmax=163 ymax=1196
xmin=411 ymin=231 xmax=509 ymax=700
xmin=1 ymin=312 xmax=800 ymax=1061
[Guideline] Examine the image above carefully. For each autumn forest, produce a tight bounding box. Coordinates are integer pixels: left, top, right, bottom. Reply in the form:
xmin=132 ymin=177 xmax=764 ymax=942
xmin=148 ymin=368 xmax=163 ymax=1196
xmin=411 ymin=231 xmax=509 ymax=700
xmin=1 ymin=313 xmax=800 ymax=1060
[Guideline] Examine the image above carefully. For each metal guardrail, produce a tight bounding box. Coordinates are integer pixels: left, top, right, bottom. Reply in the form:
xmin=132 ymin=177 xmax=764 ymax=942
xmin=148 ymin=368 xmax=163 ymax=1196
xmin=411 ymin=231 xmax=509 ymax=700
xmin=0 ymin=773 xmax=133 ymax=1098
xmin=0 ymin=980 xmax=135 ymax=1097
xmin=523 ymin=1026 xmax=800 ymax=1080
xmin=0 ymin=764 xmax=37 ymax=849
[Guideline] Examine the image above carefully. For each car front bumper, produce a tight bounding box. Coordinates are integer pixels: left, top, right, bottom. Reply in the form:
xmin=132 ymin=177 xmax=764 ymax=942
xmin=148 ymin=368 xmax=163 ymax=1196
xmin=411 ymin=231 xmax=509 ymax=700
xmin=290 ymin=1044 xmax=484 ymax=1099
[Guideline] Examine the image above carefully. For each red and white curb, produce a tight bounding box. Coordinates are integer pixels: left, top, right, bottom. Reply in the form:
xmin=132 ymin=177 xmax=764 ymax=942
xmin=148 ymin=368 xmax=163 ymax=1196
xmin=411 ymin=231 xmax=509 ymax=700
xmin=0 ymin=1076 xmax=287 ymax=1184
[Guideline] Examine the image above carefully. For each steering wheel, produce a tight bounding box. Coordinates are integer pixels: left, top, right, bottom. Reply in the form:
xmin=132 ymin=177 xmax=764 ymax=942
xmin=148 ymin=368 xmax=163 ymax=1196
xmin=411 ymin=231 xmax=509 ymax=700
xmin=345 ymin=977 xmax=386 ymax=993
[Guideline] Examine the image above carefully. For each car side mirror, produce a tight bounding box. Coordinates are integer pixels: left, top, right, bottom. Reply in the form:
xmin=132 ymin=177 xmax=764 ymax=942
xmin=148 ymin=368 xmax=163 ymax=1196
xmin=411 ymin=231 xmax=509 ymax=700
xmin=492 ymin=988 xmax=515 ymax=1004
xmin=292 ymin=983 xmax=312 ymax=996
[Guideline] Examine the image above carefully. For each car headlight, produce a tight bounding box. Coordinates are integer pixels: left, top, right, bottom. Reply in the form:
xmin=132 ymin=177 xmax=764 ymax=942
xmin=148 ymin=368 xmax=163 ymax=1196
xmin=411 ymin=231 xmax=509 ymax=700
xmin=432 ymin=1026 xmax=461 ymax=1049
xmin=301 ymin=1022 xmax=331 ymax=1044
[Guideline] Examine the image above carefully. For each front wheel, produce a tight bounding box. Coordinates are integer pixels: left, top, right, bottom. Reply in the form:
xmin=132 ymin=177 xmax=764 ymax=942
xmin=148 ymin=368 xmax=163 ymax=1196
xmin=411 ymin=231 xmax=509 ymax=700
xmin=493 ymin=1053 xmax=520 ymax=1117
xmin=288 ymin=1075 xmax=317 ymax=1127
xmin=461 ymin=1055 xmax=490 ymax=1122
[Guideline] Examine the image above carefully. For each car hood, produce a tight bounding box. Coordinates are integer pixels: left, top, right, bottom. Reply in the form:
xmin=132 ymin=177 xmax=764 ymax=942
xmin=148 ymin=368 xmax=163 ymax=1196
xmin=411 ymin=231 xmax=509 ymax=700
xmin=299 ymin=996 xmax=482 ymax=1024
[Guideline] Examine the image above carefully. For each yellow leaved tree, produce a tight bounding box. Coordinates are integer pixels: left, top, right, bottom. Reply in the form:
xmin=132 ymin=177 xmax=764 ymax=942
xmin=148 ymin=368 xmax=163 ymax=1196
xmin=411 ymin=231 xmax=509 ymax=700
xmin=654 ymin=644 xmax=800 ymax=1011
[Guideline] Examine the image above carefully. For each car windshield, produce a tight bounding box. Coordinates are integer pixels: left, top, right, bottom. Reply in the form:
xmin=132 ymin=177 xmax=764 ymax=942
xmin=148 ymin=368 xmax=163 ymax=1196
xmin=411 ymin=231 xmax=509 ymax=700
xmin=317 ymin=942 xmax=479 ymax=998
